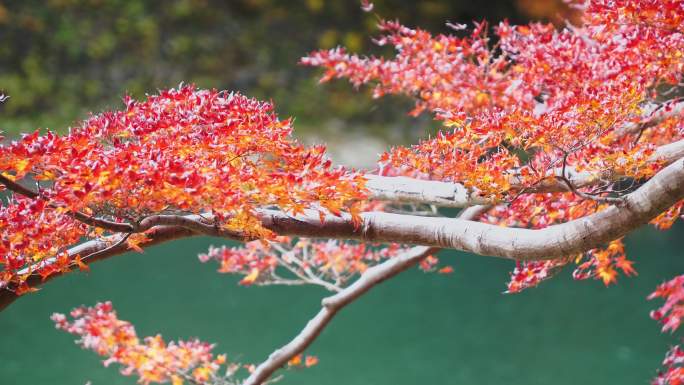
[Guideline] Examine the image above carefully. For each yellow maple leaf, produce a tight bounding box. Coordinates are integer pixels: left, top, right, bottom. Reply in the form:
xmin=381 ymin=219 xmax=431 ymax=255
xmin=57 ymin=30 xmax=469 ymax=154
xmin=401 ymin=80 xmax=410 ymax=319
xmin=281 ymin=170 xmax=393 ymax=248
xmin=240 ymin=268 xmax=260 ymax=285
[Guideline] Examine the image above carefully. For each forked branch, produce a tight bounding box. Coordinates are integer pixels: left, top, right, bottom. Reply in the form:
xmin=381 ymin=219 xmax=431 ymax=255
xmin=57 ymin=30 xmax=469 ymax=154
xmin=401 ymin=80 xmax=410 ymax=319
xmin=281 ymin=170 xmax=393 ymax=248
xmin=242 ymin=245 xmax=438 ymax=385
xmin=242 ymin=205 xmax=489 ymax=385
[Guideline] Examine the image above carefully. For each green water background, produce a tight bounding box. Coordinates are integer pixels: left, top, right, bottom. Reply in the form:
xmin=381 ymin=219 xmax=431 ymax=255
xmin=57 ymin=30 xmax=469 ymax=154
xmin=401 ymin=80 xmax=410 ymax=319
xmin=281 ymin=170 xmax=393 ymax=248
xmin=1 ymin=224 xmax=682 ymax=385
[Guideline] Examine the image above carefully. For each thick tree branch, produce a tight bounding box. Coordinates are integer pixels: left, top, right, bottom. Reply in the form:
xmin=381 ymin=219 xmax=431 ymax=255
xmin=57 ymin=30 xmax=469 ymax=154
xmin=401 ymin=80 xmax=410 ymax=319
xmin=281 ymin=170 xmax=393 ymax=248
xmin=2 ymin=157 xmax=683 ymax=312
xmin=260 ymin=158 xmax=684 ymax=259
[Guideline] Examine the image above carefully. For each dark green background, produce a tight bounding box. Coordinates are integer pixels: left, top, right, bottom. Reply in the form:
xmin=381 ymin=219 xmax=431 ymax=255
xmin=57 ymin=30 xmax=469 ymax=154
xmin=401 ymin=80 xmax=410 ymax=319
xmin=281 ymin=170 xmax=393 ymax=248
xmin=1 ymin=226 xmax=682 ymax=385
xmin=0 ymin=0 xmax=528 ymax=140
xmin=0 ymin=1 xmax=682 ymax=384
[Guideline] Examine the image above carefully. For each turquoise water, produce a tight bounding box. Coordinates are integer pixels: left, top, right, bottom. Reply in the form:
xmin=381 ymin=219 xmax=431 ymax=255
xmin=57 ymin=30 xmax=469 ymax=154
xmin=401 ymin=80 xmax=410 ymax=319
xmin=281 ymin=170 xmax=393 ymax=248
xmin=1 ymin=225 xmax=682 ymax=385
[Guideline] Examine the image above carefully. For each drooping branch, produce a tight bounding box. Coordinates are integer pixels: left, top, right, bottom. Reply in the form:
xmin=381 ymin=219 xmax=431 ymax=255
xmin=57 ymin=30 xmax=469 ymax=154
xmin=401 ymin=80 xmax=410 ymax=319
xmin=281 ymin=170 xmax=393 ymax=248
xmin=0 ymin=225 xmax=197 ymax=311
xmin=241 ymin=245 xmax=437 ymax=385
xmin=0 ymin=213 xmax=248 ymax=307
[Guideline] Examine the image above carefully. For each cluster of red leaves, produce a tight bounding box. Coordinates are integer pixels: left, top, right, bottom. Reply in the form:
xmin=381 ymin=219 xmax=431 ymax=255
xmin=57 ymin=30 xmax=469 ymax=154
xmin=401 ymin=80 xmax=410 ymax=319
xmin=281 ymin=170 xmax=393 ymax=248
xmin=654 ymin=345 xmax=684 ymax=385
xmin=198 ymin=238 xmax=440 ymax=288
xmin=650 ymin=275 xmax=684 ymax=333
xmin=505 ymin=259 xmax=566 ymax=294
xmin=0 ymin=85 xmax=366 ymax=290
xmin=52 ymin=302 xmax=230 ymax=385
xmin=0 ymin=196 xmax=86 ymax=293
xmin=302 ymin=20 xmax=517 ymax=118
xmin=503 ymin=239 xmax=635 ymax=293
xmin=303 ymin=1 xmax=683 ymax=199
xmin=586 ymin=1 xmax=684 ymax=57
xmin=482 ymin=192 xmax=598 ymax=230
xmin=652 ymin=201 xmax=684 ymax=230
xmin=649 ymin=275 xmax=684 ymax=385
xmin=481 ymin=193 xmax=635 ymax=291
xmin=304 ymin=0 xmax=684 ymax=291
xmin=573 ymin=239 xmax=636 ymax=285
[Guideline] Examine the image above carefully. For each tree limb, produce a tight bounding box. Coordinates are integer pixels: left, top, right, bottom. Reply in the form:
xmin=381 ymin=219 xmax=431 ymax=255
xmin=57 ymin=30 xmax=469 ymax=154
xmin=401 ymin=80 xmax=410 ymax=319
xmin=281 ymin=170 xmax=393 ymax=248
xmin=2 ymin=157 xmax=683 ymax=311
xmin=242 ymin=245 xmax=439 ymax=385
xmin=0 ymin=225 xmax=197 ymax=312
xmin=259 ymin=157 xmax=684 ymax=259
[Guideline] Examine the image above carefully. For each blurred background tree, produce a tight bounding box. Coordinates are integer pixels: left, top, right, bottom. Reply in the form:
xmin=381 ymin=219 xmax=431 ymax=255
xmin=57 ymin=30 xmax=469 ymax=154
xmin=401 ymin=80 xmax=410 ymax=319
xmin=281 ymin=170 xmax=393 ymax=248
xmin=0 ymin=0 xmax=572 ymax=166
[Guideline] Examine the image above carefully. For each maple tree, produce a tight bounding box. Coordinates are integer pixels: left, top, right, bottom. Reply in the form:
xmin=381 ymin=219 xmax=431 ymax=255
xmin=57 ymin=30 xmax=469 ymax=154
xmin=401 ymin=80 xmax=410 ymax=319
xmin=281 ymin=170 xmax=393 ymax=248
xmin=1 ymin=0 xmax=684 ymax=384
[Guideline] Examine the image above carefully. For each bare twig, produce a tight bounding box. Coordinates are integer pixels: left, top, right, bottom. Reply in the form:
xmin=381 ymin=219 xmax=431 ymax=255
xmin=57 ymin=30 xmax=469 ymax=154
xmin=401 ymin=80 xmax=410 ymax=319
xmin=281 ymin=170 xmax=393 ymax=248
xmin=0 ymin=225 xmax=197 ymax=311
xmin=241 ymin=245 xmax=438 ymax=385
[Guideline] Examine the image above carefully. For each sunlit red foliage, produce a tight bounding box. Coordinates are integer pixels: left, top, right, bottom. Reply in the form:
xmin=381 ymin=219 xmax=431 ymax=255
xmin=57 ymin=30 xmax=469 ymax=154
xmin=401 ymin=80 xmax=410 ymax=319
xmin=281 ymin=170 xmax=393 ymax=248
xmin=0 ymin=196 xmax=86 ymax=293
xmin=650 ymin=275 xmax=684 ymax=333
xmin=0 ymin=85 xmax=365 ymax=290
xmin=52 ymin=302 xmax=231 ymax=385
xmin=506 ymin=259 xmax=566 ymax=294
xmin=654 ymin=345 xmax=684 ymax=385
xmin=652 ymin=201 xmax=684 ymax=230
xmin=304 ymin=1 xmax=682 ymax=183
xmin=649 ymin=275 xmax=684 ymax=384
xmin=304 ymin=0 xmax=683 ymax=284
xmin=574 ymin=239 xmax=637 ymax=285
xmin=505 ymin=238 xmax=635 ymax=293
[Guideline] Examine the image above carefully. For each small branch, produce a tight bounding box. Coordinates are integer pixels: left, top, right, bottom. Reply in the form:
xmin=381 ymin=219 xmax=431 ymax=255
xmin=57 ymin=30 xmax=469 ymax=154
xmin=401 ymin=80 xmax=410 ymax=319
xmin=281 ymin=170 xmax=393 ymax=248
xmin=136 ymin=214 xmax=245 ymax=239
xmin=243 ymin=205 xmax=490 ymax=385
xmin=554 ymin=175 xmax=624 ymax=204
xmin=82 ymin=233 xmax=132 ymax=261
xmin=0 ymin=225 xmax=197 ymax=311
xmin=614 ymin=100 xmax=684 ymax=137
xmin=242 ymin=245 xmax=438 ymax=385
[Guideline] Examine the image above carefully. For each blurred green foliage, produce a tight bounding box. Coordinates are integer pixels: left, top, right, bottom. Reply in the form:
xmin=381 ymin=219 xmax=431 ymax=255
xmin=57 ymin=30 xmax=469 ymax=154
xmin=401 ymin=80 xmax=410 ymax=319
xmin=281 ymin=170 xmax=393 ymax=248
xmin=0 ymin=0 xmax=528 ymax=141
